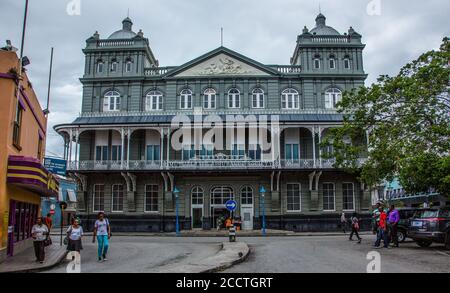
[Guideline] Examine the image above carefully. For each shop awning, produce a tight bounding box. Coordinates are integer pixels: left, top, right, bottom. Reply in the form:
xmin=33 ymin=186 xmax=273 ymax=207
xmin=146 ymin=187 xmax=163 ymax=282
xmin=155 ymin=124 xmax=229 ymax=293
xmin=7 ymin=156 xmax=59 ymax=198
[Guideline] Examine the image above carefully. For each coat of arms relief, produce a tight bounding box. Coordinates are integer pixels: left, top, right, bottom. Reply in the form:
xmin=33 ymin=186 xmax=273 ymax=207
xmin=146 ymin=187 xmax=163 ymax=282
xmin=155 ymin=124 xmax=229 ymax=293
xmin=200 ymin=56 xmax=252 ymax=75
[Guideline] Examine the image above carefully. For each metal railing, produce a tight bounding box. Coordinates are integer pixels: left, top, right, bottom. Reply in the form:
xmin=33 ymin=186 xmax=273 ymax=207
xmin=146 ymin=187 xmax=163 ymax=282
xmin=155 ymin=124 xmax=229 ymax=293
xmin=68 ymin=158 xmax=367 ymax=171
xmin=79 ymin=108 xmax=341 ymax=118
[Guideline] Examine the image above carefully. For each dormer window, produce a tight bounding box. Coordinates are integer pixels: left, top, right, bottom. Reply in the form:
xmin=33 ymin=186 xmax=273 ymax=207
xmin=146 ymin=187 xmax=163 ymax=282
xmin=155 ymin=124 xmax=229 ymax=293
xmin=103 ymin=91 xmax=121 ymax=112
xmin=125 ymin=59 xmax=133 ymax=72
xmin=314 ymin=55 xmax=321 ymax=69
xmin=97 ymin=60 xmax=104 ymax=73
xmin=329 ymin=56 xmax=336 ymax=69
xmin=111 ymin=59 xmax=118 ymax=72
xmin=344 ymin=56 xmax=351 ymax=69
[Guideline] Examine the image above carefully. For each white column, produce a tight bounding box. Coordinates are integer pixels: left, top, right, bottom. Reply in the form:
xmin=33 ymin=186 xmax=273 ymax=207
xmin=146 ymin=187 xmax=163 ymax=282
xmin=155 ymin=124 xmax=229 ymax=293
xmin=318 ymin=126 xmax=322 ymax=168
xmin=312 ymin=126 xmax=316 ymax=167
xmin=68 ymin=129 xmax=73 ymax=165
xmin=121 ymin=127 xmax=125 ymax=169
xmin=74 ymin=130 xmax=80 ymax=170
xmin=167 ymin=128 xmax=171 ymax=163
xmin=127 ymin=129 xmax=131 ymax=169
xmin=160 ymin=128 xmax=164 ymax=168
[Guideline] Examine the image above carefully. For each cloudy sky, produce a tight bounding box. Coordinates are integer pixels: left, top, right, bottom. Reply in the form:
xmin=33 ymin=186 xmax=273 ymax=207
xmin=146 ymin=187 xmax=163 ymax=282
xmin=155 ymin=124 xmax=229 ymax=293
xmin=1 ymin=0 xmax=449 ymax=158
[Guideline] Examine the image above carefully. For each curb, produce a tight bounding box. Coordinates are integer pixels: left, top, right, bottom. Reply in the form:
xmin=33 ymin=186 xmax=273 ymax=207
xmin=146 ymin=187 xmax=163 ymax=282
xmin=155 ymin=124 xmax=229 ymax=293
xmin=147 ymin=242 xmax=250 ymax=273
xmin=199 ymin=242 xmax=251 ymax=273
xmin=50 ymin=232 xmax=373 ymax=238
xmin=3 ymin=250 xmax=68 ymax=274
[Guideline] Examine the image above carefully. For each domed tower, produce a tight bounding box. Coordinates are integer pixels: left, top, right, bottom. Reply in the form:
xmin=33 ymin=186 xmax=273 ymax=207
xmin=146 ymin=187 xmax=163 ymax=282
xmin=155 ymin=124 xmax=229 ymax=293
xmin=83 ymin=17 xmax=159 ymax=79
xmin=290 ymin=13 xmax=365 ymax=75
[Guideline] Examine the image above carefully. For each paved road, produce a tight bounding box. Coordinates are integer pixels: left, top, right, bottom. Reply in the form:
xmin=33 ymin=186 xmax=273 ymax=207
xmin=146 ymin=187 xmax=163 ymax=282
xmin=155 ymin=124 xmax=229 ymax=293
xmin=43 ymin=237 xmax=224 ymax=273
xmin=224 ymin=235 xmax=450 ymax=273
xmin=42 ymin=235 xmax=450 ymax=273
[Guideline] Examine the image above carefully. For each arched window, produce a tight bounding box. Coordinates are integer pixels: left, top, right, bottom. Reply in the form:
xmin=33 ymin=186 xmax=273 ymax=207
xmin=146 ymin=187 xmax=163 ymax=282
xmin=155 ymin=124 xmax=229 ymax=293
xmin=97 ymin=60 xmax=104 ymax=73
xmin=329 ymin=55 xmax=336 ymax=69
xmin=228 ymin=88 xmax=240 ymax=108
xmin=191 ymin=187 xmax=204 ymax=206
xmin=180 ymin=89 xmax=193 ymax=110
xmin=203 ymin=88 xmax=216 ymax=109
xmin=252 ymin=88 xmax=264 ymax=109
xmin=240 ymin=186 xmax=253 ymax=205
xmin=111 ymin=59 xmax=118 ymax=72
xmin=343 ymin=56 xmax=351 ymax=69
xmin=103 ymin=91 xmax=121 ymax=112
xmin=314 ymin=55 xmax=321 ymax=69
xmin=324 ymin=88 xmax=342 ymax=109
xmin=125 ymin=58 xmax=133 ymax=72
xmin=145 ymin=91 xmax=163 ymax=111
xmin=211 ymin=187 xmax=234 ymax=205
xmin=281 ymin=88 xmax=300 ymax=110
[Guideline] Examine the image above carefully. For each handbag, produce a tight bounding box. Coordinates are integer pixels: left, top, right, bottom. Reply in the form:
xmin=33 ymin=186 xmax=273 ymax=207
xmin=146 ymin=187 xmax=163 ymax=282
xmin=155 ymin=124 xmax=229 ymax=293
xmin=44 ymin=235 xmax=52 ymax=247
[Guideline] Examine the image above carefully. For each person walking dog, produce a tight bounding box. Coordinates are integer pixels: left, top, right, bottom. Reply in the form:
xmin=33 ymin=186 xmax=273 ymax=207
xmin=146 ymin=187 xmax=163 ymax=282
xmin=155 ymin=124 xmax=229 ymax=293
xmin=93 ymin=212 xmax=111 ymax=262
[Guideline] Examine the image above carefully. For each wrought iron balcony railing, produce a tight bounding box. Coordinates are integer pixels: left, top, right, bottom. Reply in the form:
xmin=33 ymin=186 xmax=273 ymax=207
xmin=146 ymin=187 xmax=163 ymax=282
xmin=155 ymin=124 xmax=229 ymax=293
xmin=67 ymin=158 xmax=367 ymax=171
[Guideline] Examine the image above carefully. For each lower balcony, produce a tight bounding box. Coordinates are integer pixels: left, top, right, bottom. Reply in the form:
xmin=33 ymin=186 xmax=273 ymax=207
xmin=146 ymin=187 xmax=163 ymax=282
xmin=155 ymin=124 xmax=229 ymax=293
xmin=67 ymin=158 xmax=367 ymax=172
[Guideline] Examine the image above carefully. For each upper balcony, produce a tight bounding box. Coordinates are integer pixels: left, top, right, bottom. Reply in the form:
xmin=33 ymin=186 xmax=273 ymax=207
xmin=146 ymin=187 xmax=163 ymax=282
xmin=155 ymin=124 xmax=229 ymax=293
xmin=67 ymin=158 xmax=367 ymax=172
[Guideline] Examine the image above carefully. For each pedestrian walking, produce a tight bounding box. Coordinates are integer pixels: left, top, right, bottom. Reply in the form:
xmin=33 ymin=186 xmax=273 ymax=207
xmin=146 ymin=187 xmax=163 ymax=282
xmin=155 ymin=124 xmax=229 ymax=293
xmin=340 ymin=213 xmax=347 ymax=234
xmin=44 ymin=213 xmax=53 ymax=230
xmin=31 ymin=217 xmax=49 ymax=263
xmin=388 ymin=204 xmax=400 ymax=247
xmin=93 ymin=212 xmax=111 ymax=262
xmin=349 ymin=213 xmax=362 ymax=243
xmin=67 ymin=218 xmax=84 ymax=253
xmin=374 ymin=206 xmax=389 ymax=249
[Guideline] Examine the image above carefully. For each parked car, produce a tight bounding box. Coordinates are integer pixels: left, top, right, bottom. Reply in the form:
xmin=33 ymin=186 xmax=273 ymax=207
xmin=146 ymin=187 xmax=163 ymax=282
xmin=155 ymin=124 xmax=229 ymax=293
xmin=408 ymin=207 xmax=450 ymax=249
xmin=396 ymin=208 xmax=417 ymax=243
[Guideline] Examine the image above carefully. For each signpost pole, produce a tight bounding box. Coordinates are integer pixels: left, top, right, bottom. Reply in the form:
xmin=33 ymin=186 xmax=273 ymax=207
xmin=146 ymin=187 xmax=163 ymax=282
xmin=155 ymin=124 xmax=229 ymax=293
xmin=173 ymin=187 xmax=180 ymax=236
xmin=260 ymin=186 xmax=266 ymax=236
xmin=60 ymin=206 xmax=64 ymax=246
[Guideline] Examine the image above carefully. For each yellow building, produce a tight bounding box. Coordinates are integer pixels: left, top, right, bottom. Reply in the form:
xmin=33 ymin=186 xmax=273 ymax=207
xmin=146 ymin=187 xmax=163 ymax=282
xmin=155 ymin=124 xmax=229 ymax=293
xmin=0 ymin=43 xmax=58 ymax=262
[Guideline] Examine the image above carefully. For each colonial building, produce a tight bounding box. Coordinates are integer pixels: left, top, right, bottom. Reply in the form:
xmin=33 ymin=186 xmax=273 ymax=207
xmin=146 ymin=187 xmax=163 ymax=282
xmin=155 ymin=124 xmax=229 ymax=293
xmin=0 ymin=42 xmax=58 ymax=262
xmin=55 ymin=14 xmax=371 ymax=232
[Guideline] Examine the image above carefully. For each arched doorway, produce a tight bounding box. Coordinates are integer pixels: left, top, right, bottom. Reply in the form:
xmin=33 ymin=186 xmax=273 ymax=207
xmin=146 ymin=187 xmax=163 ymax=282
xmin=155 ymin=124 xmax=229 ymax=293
xmin=210 ymin=186 xmax=234 ymax=229
xmin=240 ymin=186 xmax=254 ymax=230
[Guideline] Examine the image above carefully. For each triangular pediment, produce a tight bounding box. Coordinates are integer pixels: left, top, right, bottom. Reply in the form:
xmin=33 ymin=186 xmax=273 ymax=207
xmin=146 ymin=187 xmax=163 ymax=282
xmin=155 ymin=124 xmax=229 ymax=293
xmin=167 ymin=47 xmax=279 ymax=78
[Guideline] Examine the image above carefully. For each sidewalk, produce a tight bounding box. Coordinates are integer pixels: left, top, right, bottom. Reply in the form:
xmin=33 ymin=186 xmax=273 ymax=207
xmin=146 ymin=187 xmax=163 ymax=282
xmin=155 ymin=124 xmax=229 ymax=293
xmin=0 ymin=244 xmax=67 ymax=273
xmin=50 ymin=228 xmax=373 ymax=237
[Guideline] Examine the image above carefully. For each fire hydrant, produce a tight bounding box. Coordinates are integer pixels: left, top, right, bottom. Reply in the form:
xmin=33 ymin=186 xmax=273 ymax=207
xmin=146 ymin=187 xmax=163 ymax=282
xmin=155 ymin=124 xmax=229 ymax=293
xmin=229 ymin=226 xmax=236 ymax=242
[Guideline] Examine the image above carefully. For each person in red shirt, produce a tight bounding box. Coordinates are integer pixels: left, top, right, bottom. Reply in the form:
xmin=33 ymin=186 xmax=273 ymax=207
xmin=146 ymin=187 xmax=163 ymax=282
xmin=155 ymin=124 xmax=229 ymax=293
xmin=374 ymin=207 xmax=389 ymax=248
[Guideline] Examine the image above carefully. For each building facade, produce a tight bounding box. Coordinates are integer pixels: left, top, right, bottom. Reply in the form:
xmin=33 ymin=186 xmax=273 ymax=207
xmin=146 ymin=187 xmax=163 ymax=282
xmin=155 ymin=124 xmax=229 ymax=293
xmin=55 ymin=14 xmax=371 ymax=232
xmin=0 ymin=43 xmax=58 ymax=262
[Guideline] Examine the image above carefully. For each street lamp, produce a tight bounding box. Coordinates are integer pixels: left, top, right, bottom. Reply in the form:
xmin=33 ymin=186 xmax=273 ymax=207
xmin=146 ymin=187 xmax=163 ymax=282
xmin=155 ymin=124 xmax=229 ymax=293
xmin=173 ymin=186 xmax=180 ymax=236
xmin=260 ymin=186 xmax=266 ymax=236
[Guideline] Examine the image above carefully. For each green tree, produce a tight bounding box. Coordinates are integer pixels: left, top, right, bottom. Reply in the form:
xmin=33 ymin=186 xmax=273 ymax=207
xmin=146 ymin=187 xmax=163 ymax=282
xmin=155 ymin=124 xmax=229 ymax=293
xmin=322 ymin=38 xmax=450 ymax=198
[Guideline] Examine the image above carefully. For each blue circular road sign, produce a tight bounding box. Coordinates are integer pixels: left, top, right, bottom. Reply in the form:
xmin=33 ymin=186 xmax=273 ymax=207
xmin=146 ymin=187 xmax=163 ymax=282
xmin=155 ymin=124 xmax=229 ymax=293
xmin=225 ymin=200 xmax=237 ymax=212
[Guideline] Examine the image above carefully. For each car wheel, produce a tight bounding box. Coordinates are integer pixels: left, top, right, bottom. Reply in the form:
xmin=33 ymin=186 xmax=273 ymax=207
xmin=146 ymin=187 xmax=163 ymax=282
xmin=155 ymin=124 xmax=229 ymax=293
xmin=397 ymin=230 xmax=406 ymax=243
xmin=416 ymin=240 xmax=432 ymax=248
xmin=445 ymin=231 xmax=450 ymax=251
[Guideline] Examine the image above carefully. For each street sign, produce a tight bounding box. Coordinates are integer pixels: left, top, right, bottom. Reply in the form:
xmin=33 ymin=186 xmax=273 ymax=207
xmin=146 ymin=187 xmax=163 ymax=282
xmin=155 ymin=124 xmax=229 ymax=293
xmin=225 ymin=200 xmax=237 ymax=212
xmin=44 ymin=157 xmax=67 ymax=176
